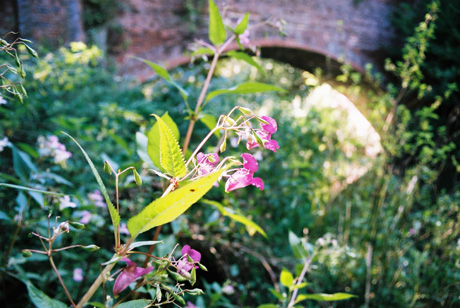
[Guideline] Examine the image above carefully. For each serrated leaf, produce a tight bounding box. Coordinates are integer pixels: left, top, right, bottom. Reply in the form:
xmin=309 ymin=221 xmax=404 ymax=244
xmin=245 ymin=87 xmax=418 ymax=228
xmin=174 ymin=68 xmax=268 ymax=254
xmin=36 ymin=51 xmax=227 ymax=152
xmin=135 ymin=58 xmax=188 ymax=101
xmin=199 ymin=113 xmax=221 ymax=138
xmin=147 ymin=112 xmax=180 ymax=172
xmin=227 ymin=51 xmax=264 ymax=75
xmin=151 ymin=114 xmax=186 ymax=178
xmin=206 ymin=82 xmax=285 ymax=103
xmin=203 ymin=199 xmax=267 ymax=237
xmin=280 ymin=268 xmax=294 ymax=287
xmin=116 ymin=299 xmax=152 ymax=308
xmin=63 ymin=132 xmax=120 ymax=238
xmin=127 ymin=170 xmax=223 ymax=237
xmin=295 ymin=293 xmax=357 ymax=303
xmin=234 ymin=12 xmax=250 ymax=34
xmin=208 ymin=0 xmax=226 ymax=45
xmin=26 ymin=281 xmax=67 ymax=308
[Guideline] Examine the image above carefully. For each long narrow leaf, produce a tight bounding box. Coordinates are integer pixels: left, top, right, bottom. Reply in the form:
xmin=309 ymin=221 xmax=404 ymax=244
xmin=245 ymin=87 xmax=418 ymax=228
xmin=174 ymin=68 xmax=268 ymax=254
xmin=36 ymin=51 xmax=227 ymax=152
xmin=135 ymin=57 xmax=188 ymax=102
xmin=206 ymin=82 xmax=285 ymax=103
xmin=0 ymin=183 xmax=67 ymax=196
xmin=62 ymin=132 xmax=120 ymax=235
xmin=295 ymin=293 xmax=357 ymax=303
xmin=208 ymin=0 xmax=226 ymax=45
xmin=128 ymin=170 xmax=224 ymax=237
xmin=226 ymin=51 xmax=264 ymax=75
xmin=203 ymin=199 xmax=267 ymax=237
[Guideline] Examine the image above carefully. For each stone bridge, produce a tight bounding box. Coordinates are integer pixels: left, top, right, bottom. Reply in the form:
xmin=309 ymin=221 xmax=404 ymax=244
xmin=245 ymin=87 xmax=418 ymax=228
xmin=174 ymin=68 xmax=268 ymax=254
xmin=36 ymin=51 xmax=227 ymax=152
xmin=1 ymin=0 xmax=402 ymax=79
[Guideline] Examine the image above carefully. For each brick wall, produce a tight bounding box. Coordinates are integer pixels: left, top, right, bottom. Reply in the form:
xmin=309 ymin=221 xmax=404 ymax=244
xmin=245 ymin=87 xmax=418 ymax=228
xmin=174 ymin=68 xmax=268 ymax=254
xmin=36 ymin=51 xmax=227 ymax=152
xmin=1 ymin=0 xmax=404 ymax=78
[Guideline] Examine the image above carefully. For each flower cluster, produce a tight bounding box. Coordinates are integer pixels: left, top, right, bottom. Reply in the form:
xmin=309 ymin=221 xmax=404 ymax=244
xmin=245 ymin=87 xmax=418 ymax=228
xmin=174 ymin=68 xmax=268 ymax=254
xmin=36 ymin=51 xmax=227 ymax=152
xmin=37 ymin=135 xmax=72 ymax=165
xmin=245 ymin=116 xmax=279 ymax=152
xmin=176 ymin=245 xmax=201 ymax=277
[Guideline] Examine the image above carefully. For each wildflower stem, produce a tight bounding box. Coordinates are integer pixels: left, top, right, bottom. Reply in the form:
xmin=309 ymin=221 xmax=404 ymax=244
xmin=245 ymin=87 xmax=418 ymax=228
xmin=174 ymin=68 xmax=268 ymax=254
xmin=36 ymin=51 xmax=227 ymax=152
xmin=287 ymin=257 xmax=312 ymax=308
xmin=76 ymin=254 xmax=118 ymax=308
xmin=48 ymin=253 xmax=76 ymax=307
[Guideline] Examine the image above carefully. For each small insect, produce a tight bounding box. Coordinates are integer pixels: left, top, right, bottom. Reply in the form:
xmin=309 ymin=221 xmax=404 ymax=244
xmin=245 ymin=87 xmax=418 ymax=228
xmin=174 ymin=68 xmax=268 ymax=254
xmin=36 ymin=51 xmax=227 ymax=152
xmin=170 ymin=178 xmax=179 ymax=191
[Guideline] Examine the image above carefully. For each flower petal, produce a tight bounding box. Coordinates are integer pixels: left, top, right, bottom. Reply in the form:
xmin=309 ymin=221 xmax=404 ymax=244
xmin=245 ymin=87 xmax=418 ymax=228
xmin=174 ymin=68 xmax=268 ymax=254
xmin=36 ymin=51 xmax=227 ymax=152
xmin=264 ymin=139 xmax=280 ymax=152
xmin=241 ymin=153 xmax=258 ymax=173
xmin=260 ymin=116 xmax=277 ymax=134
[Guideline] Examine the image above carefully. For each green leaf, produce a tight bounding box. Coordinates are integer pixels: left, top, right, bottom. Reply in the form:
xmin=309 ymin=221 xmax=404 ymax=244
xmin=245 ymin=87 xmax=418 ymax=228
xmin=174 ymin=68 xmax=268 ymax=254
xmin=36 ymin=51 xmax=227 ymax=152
xmin=26 ymin=281 xmax=67 ymax=308
xmin=0 ymin=183 xmax=67 ymax=196
xmin=234 ymin=13 xmax=250 ymax=34
xmin=147 ymin=112 xmax=180 ymax=172
xmin=12 ymin=146 xmax=37 ymax=181
xmin=226 ymin=51 xmax=264 ymax=75
xmin=269 ymin=288 xmax=286 ymax=300
xmin=199 ymin=113 xmax=221 ymax=138
xmin=127 ymin=170 xmax=223 ymax=237
xmin=133 ymin=169 xmax=142 ymax=186
xmin=292 ymin=282 xmax=309 ymax=289
xmin=63 ymin=132 xmax=120 ymax=237
xmin=295 ymin=293 xmax=357 ymax=303
xmin=128 ymin=240 xmax=163 ymax=251
xmin=151 ymin=114 xmax=186 ymax=178
xmin=116 ymin=299 xmax=152 ymax=308
xmin=135 ymin=58 xmax=188 ymax=101
xmin=280 ymin=268 xmax=294 ymax=287
xmin=203 ymin=199 xmax=267 ymax=237
xmin=206 ymin=82 xmax=285 ymax=103
xmin=289 ymin=231 xmax=309 ymax=260
xmin=88 ymin=302 xmax=106 ymax=308
xmin=191 ymin=47 xmax=215 ymax=57
xmin=208 ymin=0 xmax=226 ymax=45
xmin=257 ymin=304 xmax=278 ymax=308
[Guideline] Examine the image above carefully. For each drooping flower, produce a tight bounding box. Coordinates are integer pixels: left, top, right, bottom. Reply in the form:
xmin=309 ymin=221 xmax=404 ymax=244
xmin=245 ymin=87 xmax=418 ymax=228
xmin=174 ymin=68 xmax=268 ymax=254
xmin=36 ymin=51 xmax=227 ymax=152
xmin=79 ymin=210 xmax=92 ymax=224
xmin=225 ymin=153 xmax=264 ymax=192
xmin=246 ymin=116 xmax=279 ymax=152
xmin=88 ymin=189 xmax=106 ymax=208
xmin=0 ymin=137 xmax=11 ymax=152
xmin=73 ymin=268 xmax=83 ymax=282
xmin=59 ymin=195 xmax=77 ymax=210
xmin=196 ymin=152 xmax=219 ymax=176
xmin=113 ymin=258 xmax=154 ymax=296
xmin=239 ymin=29 xmax=250 ymax=46
xmin=184 ymin=302 xmax=197 ymax=308
xmin=177 ymin=245 xmax=201 ymax=276
xmin=37 ymin=135 xmax=72 ymax=165
xmin=119 ymin=222 xmax=130 ymax=235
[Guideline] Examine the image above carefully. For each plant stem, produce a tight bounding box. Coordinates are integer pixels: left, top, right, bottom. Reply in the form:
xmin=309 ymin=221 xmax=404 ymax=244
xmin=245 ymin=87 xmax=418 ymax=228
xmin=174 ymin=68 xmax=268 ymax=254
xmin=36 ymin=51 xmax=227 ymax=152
xmin=49 ymin=254 xmax=76 ymax=307
xmin=75 ymin=255 xmax=117 ymax=308
xmin=182 ymin=51 xmax=220 ymax=155
xmin=287 ymin=257 xmax=312 ymax=308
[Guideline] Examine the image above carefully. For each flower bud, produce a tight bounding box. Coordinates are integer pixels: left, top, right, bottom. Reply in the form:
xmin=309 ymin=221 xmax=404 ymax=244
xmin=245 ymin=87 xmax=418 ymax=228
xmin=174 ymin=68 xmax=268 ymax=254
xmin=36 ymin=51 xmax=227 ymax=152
xmin=69 ymin=221 xmax=86 ymax=229
xmin=103 ymin=160 xmax=112 ymax=175
xmin=81 ymin=244 xmax=100 ymax=252
xmin=21 ymin=250 xmax=32 ymax=258
xmin=238 ymin=106 xmax=253 ymax=115
xmin=133 ymin=169 xmax=142 ymax=186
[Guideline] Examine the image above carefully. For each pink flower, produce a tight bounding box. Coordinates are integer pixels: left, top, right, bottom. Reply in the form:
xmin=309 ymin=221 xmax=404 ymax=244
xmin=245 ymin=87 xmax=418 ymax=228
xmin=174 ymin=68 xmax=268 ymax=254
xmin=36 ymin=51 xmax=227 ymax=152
xmin=113 ymin=258 xmax=153 ymax=296
xmin=239 ymin=29 xmax=250 ymax=46
xmin=177 ymin=245 xmax=201 ymax=276
xmin=225 ymin=153 xmax=264 ymax=192
xmin=73 ymin=268 xmax=83 ymax=282
xmin=246 ymin=116 xmax=279 ymax=152
xmin=88 ymin=189 xmax=106 ymax=208
xmin=196 ymin=152 xmax=219 ymax=176
xmin=185 ymin=302 xmax=197 ymax=308
xmin=80 ymin=210 xmax=92 ymax=224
